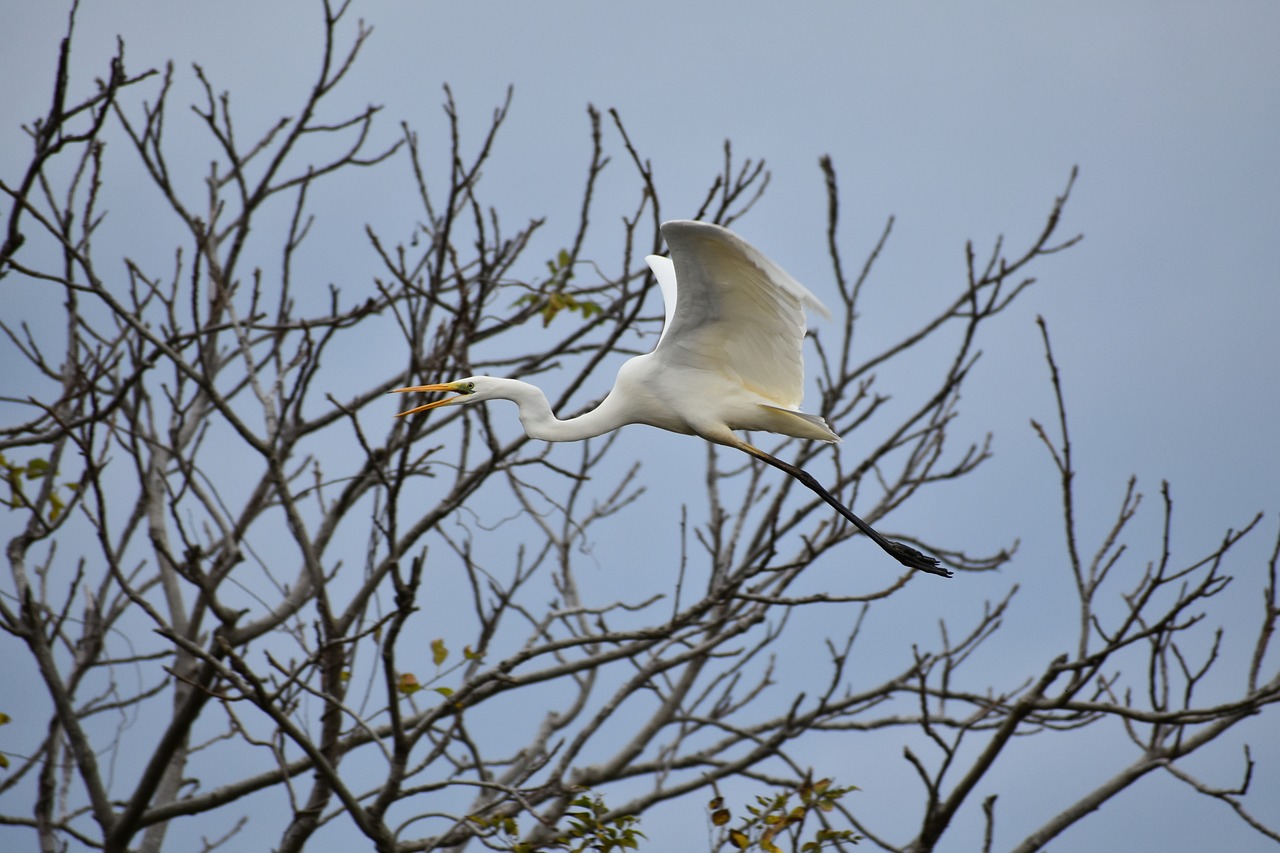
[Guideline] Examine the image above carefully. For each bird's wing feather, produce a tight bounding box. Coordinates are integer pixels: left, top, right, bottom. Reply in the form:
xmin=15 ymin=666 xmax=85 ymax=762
xmin=644 ymin=254 xmax=679 ymax=348
xmin=652 ymin=220 xmax=830 ymax=409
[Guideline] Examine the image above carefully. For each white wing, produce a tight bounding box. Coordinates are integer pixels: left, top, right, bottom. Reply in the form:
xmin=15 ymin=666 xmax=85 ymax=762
xmin=644 ymin=254 xmax=679 ymax=348
xmin=650 ymin=220 xmax=830 ymax=409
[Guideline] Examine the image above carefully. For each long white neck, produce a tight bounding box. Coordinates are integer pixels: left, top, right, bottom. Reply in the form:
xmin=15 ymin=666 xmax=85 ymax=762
xmin=487 ymin=378 xmax=631 ymax=442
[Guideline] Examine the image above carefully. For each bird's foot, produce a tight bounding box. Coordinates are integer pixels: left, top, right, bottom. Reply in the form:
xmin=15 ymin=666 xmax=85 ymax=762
xmin=889 ymin=541 xmax=952 ymax=578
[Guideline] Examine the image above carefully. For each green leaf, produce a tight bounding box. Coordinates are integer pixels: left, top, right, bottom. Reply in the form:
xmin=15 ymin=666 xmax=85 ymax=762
xmin=431 ymin=637 xmax=448 ymax=666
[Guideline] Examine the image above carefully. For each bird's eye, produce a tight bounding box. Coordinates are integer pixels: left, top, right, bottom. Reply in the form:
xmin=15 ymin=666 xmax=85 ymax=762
xmin=463 ymin=382 xmax=475 ymax=393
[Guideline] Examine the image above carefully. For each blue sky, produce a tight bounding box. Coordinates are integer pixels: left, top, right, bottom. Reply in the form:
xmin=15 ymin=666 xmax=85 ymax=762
xmin=3 ymin=1 xmax=1279 ymax=850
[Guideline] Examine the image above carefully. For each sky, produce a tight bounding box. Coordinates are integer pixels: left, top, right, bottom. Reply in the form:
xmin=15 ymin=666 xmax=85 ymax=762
xmin=3 ymin=1 xmax=1279 ymax=850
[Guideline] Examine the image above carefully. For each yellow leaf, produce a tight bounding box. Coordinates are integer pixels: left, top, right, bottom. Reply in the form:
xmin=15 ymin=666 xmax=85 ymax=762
xmin=729 ymin=830 xmax=749 ymax=849
xmin=398 ymin=673 xmax=421 ymax=694
xmin=431 ymin=638 xmax=448 ymax=666
xmin=711 ymin=808 xmax=730 ymax=826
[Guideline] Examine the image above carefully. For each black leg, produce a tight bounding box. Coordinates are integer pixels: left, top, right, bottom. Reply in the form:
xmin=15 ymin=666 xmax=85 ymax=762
xmin=740 ymin=442 xmax=951 ymax=578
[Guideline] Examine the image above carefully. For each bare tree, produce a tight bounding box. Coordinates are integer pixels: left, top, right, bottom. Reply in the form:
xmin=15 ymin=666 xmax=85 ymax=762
xmin=2 ymin=4 xmax=1277 ymax=852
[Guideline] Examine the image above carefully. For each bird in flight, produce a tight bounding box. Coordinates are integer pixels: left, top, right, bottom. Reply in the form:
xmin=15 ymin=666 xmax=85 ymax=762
xmin=394 ymin=220 xmax=947 ymax=577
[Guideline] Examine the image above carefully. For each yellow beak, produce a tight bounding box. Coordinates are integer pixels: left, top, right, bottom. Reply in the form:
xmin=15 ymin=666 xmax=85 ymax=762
xmin=391 ymin=382 xmax=466 ymax=418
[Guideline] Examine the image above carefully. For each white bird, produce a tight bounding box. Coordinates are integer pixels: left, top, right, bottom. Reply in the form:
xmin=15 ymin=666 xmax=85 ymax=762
xmin=394 ymin=220 xmax=947 ymax=576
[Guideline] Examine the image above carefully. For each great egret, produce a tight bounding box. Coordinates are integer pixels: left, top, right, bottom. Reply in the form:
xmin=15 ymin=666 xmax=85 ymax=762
xmin=395 ymin=220 xmax=947 ymax=577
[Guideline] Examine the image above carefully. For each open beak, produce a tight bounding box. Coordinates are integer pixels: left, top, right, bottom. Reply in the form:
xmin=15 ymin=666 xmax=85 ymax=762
xmin=391 ymin=382 xmax=466 ymax=418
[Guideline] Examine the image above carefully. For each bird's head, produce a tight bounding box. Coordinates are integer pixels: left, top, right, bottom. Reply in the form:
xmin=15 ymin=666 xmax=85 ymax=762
xmin=392 ymin=377 xmax=493 ymax=418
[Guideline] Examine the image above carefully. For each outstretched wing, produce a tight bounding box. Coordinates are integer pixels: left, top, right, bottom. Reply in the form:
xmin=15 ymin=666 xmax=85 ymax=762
xmin=647 ymin=219 xmax=830 ymax=409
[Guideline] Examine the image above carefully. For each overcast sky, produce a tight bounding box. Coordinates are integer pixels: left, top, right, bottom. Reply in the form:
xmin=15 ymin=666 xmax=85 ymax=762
xmin=3 ymin=2 xmax=1279 ymax=850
